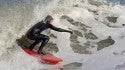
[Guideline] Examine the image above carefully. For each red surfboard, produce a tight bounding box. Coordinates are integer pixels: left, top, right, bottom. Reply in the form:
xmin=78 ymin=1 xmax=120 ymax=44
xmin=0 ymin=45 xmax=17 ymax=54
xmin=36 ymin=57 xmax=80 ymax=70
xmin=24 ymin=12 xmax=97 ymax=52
xmin=22 ymin=48 xmax=62 ymax=64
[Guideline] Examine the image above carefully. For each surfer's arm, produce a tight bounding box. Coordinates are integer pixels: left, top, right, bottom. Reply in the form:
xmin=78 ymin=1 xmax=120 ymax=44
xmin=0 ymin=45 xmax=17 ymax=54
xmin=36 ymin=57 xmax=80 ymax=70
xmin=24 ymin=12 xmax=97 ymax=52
xmin=48 ymin=24 xmax=72 ymax=33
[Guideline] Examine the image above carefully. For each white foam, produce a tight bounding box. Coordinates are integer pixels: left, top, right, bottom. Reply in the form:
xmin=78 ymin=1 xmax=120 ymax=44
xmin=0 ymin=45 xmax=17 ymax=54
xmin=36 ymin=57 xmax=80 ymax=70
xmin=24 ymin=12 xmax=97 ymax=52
xmin=1 ymin=0 xmax=125 ymax=70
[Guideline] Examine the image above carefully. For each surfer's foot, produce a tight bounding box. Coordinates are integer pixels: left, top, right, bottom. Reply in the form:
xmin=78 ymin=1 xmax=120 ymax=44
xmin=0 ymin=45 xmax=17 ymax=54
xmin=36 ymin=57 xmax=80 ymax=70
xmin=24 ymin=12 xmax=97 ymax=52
xmin=29 ymin=48 xmax=33 ymax=51
xmin=37 ymin=51 xmax=46 ymax=55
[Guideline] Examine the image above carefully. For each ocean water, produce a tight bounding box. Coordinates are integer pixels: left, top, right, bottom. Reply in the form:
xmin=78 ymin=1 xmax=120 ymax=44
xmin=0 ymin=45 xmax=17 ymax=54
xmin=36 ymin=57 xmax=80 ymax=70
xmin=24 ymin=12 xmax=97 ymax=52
xmin=0 ymin=0 xmax=125 ymax=70
xmin=105 ymin=0 xmax=125 ymax=5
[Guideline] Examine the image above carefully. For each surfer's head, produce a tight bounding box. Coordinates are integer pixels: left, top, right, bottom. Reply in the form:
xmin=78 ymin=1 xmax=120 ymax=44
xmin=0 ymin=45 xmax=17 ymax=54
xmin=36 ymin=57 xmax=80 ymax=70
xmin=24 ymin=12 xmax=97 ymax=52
xmin=44 ymin=15 xmax=53 ymax=24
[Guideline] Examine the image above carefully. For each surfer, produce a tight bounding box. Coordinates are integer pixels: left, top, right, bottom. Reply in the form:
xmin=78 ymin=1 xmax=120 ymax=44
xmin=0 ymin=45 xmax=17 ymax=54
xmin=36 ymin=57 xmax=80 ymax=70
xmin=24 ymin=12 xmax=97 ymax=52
xmin=26 ymin=15 xmax=73 ymax=54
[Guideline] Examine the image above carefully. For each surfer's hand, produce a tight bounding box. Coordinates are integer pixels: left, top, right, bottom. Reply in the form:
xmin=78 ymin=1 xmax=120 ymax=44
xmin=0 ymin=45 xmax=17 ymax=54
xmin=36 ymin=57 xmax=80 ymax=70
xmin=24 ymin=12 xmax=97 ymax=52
xmin=67 ymin=28 xmax=73 ymax=34
xmin=68 ymin=31 xmax=73 ymax=34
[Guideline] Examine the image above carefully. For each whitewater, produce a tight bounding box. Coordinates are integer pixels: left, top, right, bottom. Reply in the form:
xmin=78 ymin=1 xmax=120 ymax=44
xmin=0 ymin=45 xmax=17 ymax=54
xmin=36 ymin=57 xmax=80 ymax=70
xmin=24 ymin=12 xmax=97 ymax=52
xmin=0 ymin=0 xmax=125 ymax=70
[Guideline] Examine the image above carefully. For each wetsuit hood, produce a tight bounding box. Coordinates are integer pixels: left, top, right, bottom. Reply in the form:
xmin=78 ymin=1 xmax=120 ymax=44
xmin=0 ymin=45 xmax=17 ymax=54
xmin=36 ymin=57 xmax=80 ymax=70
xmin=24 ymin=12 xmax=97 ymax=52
xmin=44 ymin=15 xmax=53 ymax=22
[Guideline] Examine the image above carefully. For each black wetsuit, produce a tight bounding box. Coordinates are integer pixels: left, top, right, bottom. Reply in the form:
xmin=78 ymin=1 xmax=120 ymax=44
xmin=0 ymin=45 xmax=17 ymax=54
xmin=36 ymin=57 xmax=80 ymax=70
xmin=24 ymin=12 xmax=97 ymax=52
xmin=26 ymin=21 xmax=71 ymax=54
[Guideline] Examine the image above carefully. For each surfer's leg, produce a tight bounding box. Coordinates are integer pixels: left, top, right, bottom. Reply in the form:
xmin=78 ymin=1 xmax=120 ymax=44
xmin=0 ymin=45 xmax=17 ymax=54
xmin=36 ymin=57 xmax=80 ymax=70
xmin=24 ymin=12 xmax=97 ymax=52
xmin=37 ymin=35 xmax=49 ymax=54
xmin=29 ymin=40 xmax=40 ymax=50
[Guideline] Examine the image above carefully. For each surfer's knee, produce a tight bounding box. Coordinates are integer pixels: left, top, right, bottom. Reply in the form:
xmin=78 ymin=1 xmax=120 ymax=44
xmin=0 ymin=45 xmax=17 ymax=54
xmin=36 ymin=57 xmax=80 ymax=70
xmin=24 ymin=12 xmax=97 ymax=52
xmin=43 ymin=36 xmax=49 ymax=41
xmin=45 ymin=36 xmax=50 ymax=41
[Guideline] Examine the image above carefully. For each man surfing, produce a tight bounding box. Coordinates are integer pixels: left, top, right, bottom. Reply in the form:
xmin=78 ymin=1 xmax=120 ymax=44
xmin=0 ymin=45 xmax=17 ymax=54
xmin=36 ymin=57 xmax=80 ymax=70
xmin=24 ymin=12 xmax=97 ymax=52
xmin=26 ymin=15 xmax=73 ymax=54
